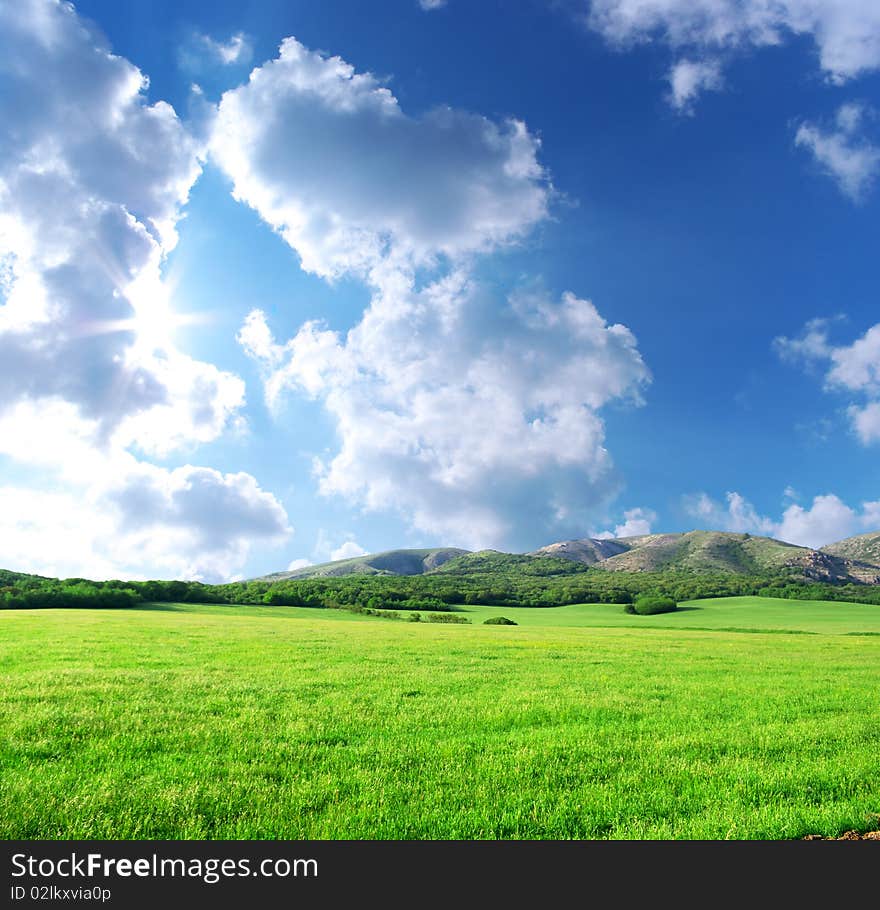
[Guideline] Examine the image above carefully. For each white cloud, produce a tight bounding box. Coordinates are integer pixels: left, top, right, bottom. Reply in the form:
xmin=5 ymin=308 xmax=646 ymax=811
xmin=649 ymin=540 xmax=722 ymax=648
xmin=0 ymin=403 xmax=290 ymax=582
xmin=0 ymin=0 xmax=289 ymax=580
xmin=685 ymin=491 xmax=777 ymax=536
xmin=861 ymin=500 xmax=880 ymax=529
xmin=211 ymin=36 xmax=550 ymax=279
xmin=0 ymin=470 xmax=289 ymax=583
xmin=419 ymin=0 xmax=448 ymax=10
xmin=595 ymin=506 xmax=657 ymax=539
xmin=726 ymin=491 xmax=779 ymax=535
xmin=179 ymin=31 xmax=254 ymax=74
xmin=0 ymin=0 xmax=247 ymax=451
xmin=836 ymin=101 xmax=865 ymax=133
xmin=848 ymin=401 xmax=880 ymax=445
xmin=588 ymin=0 xmax=880 ymax=84
xmin=287 ymin=558 xmax=313 ymax=571
xmin=221 ymin=37 xmax=648 ymax=549
xmin=684 ymin=489 xmax=880 ymax=548
xmin=826 ymin=323 xmax=880 ymax=393
xmin=200 ymin=31 xmax=253 ymax=66
xmin=243 ymin=280 xmax=649 ymax=550
xmin=667 ymin=58 xmax=723 ymax=113
xmin=774 ymin=316 xmax=834 ymax=364
xmin=238 ymin=307 xmax=284 ymax=366
xmin=775 ymin=494 xmax=862 ymax=548
xmin=585 ymin=1 xmax=880 ymax=113
xmin=102 ymin=463 xmax=290 ymax=579
xmin=330 ymin=540 xmax=369 ymax=561
xmin=795 ymin=103 xmax=880 ymax=201
xmin=310 ymin=529 xmax=370 ymax=564
xmin=0 ymin=487 xmax=120 ymax=581
xmin=776 ymin=319 xmax=880 ymax=444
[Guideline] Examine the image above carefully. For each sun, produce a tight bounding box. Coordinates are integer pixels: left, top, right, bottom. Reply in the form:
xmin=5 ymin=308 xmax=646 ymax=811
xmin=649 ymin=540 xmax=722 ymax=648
xmin=123 ymin=268 xmax=201 ymax=352
xmin=71 ymin=262 xmax=206 ymax=351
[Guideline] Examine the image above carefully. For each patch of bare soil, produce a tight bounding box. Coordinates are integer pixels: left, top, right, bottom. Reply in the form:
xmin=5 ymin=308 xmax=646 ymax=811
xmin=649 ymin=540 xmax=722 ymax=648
xmin=803 ymin=830 xmax=880 ymax=841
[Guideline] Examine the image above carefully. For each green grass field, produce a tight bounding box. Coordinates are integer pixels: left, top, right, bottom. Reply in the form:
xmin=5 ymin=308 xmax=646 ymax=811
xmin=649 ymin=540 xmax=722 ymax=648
xmin=1 ymin=596 xmax=879 ymax=839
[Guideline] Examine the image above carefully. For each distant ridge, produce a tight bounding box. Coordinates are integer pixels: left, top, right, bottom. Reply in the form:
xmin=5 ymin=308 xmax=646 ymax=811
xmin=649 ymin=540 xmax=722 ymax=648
xmin=527 ymin=537 xmax=630 ymax=565
xmin=255 ymin=530 xmax=880 ymax=584
xmin=257 ymin=547 xmax=470 ymax=581
xmin=532 ymin=530 xmax=880 ymax=583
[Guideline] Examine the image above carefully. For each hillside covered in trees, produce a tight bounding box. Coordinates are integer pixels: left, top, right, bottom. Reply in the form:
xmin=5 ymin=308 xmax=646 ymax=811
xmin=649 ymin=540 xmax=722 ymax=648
xmin=6 ymin=556 xmax=880 ymax=612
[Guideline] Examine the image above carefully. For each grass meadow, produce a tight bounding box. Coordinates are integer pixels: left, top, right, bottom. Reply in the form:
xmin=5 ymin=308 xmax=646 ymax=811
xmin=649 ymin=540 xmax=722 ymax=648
xmin=1 ymin=596 xmax=879 ymax=839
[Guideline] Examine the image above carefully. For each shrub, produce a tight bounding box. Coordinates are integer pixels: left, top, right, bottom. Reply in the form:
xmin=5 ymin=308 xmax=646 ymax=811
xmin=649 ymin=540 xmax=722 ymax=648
xmin=483 ymin=616 xmax=517 ymax=625
xmin=370 ymin=609 xmax=406 ymax=621
xmin=424 ymin=613 xmax=470 ymax=624
xmin=630 ymin=595 xmax=678 ymax=615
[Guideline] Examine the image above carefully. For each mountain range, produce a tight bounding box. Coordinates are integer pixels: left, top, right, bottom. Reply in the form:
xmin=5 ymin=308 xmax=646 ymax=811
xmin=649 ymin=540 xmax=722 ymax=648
xmin=258 ymin=530 xmax=880 ymax=584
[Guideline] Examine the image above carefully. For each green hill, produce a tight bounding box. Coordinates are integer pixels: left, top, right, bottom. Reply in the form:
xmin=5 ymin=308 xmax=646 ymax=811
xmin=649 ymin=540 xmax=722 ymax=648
xmin=429 ymin=549 xmax=588 ymax=576
xmin=0 ymin=569 xmax=48 ymax=585
xmin=533 ymin=530 xmax=875 ymax=583
xmin=257 ymin=547 xmax=470 ymax=581
xmin=253 ymin=530 xmax=880 ymax=585
xmin=599 ymin=531 xmax=806 ymax=574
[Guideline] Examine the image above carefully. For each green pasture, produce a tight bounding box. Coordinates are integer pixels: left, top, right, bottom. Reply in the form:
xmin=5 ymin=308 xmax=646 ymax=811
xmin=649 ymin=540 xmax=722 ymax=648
xmin=1 ymin=597 xmax=878 ymax=839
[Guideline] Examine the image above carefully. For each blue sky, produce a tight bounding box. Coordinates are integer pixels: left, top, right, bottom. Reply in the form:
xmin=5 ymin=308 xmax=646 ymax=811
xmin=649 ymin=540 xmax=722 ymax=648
xmin=1 ymin=0 xmax=879 ymax=580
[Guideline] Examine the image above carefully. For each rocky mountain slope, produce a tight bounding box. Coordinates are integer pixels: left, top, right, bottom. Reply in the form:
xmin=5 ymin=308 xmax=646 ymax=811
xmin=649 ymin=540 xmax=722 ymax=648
xmin=821 ymin=531 xmax=880 ymax=578
xmin=533 ymin=530 xmax=880 ymax=583
xmin=257 ymin=531 xmax=880 ymax=584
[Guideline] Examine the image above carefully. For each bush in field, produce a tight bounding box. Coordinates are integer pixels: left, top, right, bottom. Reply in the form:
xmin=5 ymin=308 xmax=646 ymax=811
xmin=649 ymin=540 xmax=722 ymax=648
xmin=424 ymin=613 xmax=470 ymax=624
xmin=629 ymin=595 xmax=678 ymax=615
xmin=483 ymin=616 xmax=517 ymax=625
xmin=366 ymin=608 xmax=406 ymax=620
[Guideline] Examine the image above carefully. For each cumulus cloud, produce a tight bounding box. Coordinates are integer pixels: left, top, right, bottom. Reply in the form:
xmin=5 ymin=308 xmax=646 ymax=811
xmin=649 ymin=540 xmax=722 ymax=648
xmin=667 ymin=58 xmax=723 ymax=113
xmin=595 ymin=507 xmax=657 ymax=539
xmin=0 ymin=402 xmax=290 ymax=581
xmin=776 ymin=318 xmax=880 ymax=444
xmin=102 ymin=464 xmax=290 ymax=579
xmin=242 ymin=280 xmax=649 ymax=549
xmin=795 ymin=103 xmax=880 ymax=201
xmin=0 ymin=0 xmax=248 ymax=447
xmin=221 ymin=36 xmax=648 ymax=549
xmin=775 ymin=494 xmax=863 ymax=549
xmin=585 ymin=1 xmax=880 ymax=109
xmin=211 ymin=36 xmax=550 ymax=278
xmin=0 ymin=0 xmax=288 ymax=579
xmin=0 ymin=391 xmax=276 ymax=580
xmin=0 ymin=471 xmax=289 ymax=583
xmin=684 ymin=490 xmax=880 ymax=548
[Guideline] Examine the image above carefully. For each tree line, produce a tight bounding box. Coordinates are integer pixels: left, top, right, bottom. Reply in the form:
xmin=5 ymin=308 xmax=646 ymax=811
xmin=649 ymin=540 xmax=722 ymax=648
xmin=4 ymin=562 xmax=880 ymax=611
